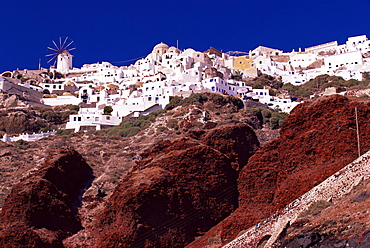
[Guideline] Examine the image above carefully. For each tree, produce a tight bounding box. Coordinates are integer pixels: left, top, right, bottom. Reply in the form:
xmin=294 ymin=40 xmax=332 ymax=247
xmin=103 ymin=106 xmax=113 ymax=115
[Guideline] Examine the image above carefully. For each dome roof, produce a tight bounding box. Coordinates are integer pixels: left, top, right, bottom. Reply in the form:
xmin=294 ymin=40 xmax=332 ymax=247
xmin=168 ymin=46 xmax=181 ymax=53
xmin=153 ymin=42 xmax=169 ymax=50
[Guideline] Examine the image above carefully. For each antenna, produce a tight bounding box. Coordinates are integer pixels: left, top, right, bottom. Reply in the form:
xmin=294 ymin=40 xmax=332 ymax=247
xmin=355 ymin=107 xmax=361 ymax=157
xmin=38 ymin=58 xmax=41 ymax=70
xmin=176 ymin=39 xmax=179 ymax=49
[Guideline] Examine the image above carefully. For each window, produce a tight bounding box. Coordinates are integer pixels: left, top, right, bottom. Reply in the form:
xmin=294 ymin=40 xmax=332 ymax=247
xmin=107 ymin=116 xmax=110 ymax=120
xmin=78 ymin=117 xmax=81 ymax=121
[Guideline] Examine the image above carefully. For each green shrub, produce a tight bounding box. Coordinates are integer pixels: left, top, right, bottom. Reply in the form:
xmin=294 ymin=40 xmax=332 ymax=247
xmin=299 ymin=200 xmax=332 ymax=217
xmin=270 ymin=117 xmax=280 ymax=129
xmin=123 ymin=127 xmax=141 ymax=137
xmin=42 ymin=126 xmax=53 ymax=132
xmin=65 ymin=104 xmax=79 ymax=112
xmin=261 ymin=109 xmax=272 ymax=123
xmin=120 ymin=119 xmax=134 ymax=129
xmin=14 ymin=139 xmax=30 ymax=149
xmin=56 ymin=129 xmax=74 ymax=136
xmin=106 ymin=127 xmax=126 ymax=136
xmin=166 ymin=119 xmax=179 ymax=130
xmin=103 ymin=106 xmax=113 ymax=115
xmin=42 ymin=110 xmax=62 ymax=124
xmin=225 ymin=95 xmax=244 ymax=109
xmin=209 ymin=94 xmax=226 ymax=106
xmin=180 ymin=93 xmax=208 ymax=107
xmin=157 ymin=126 xmax=168 ymax=132
xmin=139 ymin=110 xmax=166 ymax=122
xmin=165 ymin=96 xmax=182 ymax=110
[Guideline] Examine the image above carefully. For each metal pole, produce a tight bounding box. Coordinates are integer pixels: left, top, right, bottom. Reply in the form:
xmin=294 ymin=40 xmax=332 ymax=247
xmin=355 ymin=107 xmax=361 ymax=157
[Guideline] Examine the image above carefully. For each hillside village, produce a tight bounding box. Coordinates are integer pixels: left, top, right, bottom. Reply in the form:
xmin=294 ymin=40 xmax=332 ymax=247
xmin=1 ymin=34 xmax=370 ymax=133
xmin=2 ymin=35 xmax=370 ymax=248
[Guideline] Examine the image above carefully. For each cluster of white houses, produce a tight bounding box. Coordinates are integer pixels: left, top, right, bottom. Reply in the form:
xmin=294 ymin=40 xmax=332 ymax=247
xmin=2 ymin=34 xmax=370 ymax=132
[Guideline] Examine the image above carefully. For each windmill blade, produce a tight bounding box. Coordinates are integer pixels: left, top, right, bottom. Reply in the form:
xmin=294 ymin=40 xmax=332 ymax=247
xmin=47 ymin=54 xmax=58 ymax=64
xmin=46 ymin=37 xmax=75 ymax=66
xmin=61 ymin=37 xmax=69 ymax=50
xmin=64 ymin=40 xmax=74 ymax=50
xmin=46 ymin=52 xmax=59 ymax=57
xmin=47 ymin=47 xmax=59 ymax=52
xmin=52 ymin=40 xmax=60 ymax=51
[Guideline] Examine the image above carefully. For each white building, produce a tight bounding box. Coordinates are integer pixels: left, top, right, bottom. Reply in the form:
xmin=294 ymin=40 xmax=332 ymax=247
xmin=324 ymin=51 xmax=363 ymax=72
xmin=65 ymin=108 xmax=121 ymax=132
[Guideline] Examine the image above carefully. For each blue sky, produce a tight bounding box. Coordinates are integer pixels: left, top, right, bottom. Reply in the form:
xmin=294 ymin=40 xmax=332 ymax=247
xmin=0 ymin=0 xmax=369 ymax=72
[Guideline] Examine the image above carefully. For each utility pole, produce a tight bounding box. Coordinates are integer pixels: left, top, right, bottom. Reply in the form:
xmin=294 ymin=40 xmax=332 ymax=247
xmin=355 ymin=107 xmax=361 ymax=157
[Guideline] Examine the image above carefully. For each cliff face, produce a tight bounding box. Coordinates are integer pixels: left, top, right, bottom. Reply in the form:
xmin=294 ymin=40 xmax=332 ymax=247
xmin=0 ymin=111 xmax=42 ymax=134
xmin=0 ymin=147 xmax=94 ymax=247
xmin=188 ymin=95 xmax=370 ymax=247
xmin=92 ymin=123 xmax=260 ymax=248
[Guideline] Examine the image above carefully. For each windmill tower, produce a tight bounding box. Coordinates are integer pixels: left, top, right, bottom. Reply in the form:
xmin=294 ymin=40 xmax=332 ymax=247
xmin=46 ymin=37 xmax=75 ymax=73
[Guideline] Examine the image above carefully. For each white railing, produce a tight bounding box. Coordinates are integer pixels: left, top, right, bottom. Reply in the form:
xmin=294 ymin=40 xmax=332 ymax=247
xmin=2 ymin=130 xmax=57 ymax=142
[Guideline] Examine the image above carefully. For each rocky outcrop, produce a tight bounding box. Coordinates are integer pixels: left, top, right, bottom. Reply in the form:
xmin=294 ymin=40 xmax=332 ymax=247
xmin=188 ymin=95 xmax=370 ymax=247
xmin=92 ymin=123 xmax=259 ymax=248
xmin=277 ymin=230 xmax=370 ymax=248
xmin=0 ymin=111 xmax=44 ymax=134
xmin=0 ymin=147 xmax=94 ymax=247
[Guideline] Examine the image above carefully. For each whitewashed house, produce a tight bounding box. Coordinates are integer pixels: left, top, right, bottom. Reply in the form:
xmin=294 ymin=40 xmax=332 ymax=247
xmin=65 ymin=107 xmax=121 ymax=132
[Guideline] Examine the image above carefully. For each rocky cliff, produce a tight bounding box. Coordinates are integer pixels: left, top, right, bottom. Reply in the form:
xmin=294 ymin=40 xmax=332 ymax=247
xmin=0 ymin=147 xmax=93 ymax=247
xmin=188 ymin=95 xmax=370 ymax=247
xmin=92 ymin=123 xmax=259 ymax=247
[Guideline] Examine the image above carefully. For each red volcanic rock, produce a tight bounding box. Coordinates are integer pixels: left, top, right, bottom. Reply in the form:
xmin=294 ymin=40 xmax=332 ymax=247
xmin=202 ymin=123 xmax=259 ymax=171
xmin=0 ymin=147 xmax=93 ymax=247
xmin=188 ymin=95 xmax=370 ymax=247
xmin=93 ymin=123 xmax=259 ymax=248
xmin=0 ymin=223 xmax=60 ymax=248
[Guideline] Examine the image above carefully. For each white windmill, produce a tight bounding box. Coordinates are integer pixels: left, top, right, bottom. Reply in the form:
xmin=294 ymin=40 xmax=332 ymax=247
xmin=46 ymin=37 xmax=75 ymax=73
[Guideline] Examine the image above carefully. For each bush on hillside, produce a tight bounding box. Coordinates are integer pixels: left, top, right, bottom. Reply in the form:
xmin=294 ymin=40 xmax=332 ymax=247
xmin=246 ymin=107 xmax=288 ymax=129
xmin=283 ymin=74 xmax=370 ymax=98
